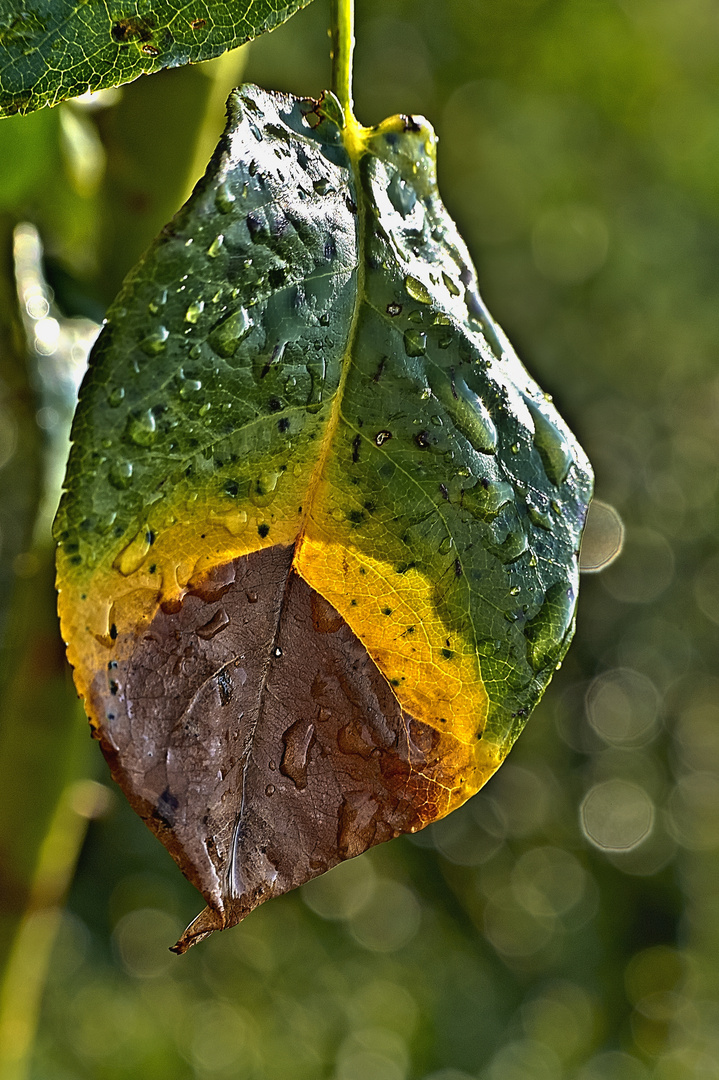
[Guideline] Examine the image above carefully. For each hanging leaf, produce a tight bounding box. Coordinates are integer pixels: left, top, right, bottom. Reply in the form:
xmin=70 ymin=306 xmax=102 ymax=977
xmin=0 ymin=0 xmax=314 ymax=118
xmin=55 ymin=85 xmax=593 ymax=951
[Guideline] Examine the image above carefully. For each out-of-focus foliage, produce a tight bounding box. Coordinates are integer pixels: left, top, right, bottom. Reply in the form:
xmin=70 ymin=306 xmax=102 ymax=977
xmin=1 ymin=0 xmax=719 ymax=1077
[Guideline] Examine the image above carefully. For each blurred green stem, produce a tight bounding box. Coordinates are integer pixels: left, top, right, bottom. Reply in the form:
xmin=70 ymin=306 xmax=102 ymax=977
xmin=0 ymin=218 xmax=94 ymax=1080
xmin=330 ymin=0 xmax=355 ymax=119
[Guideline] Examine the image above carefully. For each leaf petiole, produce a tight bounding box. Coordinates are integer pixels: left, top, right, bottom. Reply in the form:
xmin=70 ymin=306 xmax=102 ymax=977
xmin=330 ymin=0 xmax=358 ymax=129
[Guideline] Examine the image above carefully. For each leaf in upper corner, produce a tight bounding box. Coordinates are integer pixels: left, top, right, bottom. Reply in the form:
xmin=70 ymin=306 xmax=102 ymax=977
xmin=54 ymin=85 xmax=593 ymax=951
xmin=0 ymin=0 xmax=314 ymax=119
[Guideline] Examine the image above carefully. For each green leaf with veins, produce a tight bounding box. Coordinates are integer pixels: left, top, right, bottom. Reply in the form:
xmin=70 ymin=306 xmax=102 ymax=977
xmin=0 ymin=0 xmax=314 ymax=118
xmin=54 ymin=85 xmax=593 ymax=948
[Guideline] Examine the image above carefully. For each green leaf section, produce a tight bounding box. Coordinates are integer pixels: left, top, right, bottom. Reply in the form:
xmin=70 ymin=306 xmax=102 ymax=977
xmin=56 ymin=84 xmax=592 ymax=761
xmin=0 ymin=0 xmax=314 ymax=118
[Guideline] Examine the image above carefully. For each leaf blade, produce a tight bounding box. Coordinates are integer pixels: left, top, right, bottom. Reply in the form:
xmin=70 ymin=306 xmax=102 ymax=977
xmin=0 ymin=0 xmax=315 ymax=118
xmin=55 ymin=85 xmax=593 ymax=944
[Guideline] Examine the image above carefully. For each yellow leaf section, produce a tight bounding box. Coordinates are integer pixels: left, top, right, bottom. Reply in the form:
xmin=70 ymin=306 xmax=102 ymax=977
xmin=297 ymin=529 xmax=504 ymax=812
xmin=56 ymin=483 xmax=306 ymax=720
xmin=295 ymin=529 xmax=500 ymax=755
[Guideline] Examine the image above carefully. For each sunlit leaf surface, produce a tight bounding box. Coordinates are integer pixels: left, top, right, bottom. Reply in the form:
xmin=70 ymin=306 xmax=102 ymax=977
xmin=0 ymin=0 xmax=312 ymax=118
xmin=55 ymin=84 xmax=592 ymax=949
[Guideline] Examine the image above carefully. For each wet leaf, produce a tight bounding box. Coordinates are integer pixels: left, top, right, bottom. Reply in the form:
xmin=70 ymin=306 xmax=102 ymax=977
xmin=0 ymin=0 xmax=313 ymax=118
xmin=54 ymin=85 xmax=593 ymax=950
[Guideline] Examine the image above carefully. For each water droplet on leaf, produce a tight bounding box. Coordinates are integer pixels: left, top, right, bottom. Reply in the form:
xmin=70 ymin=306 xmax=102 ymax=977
xmin=114 ymin=526 xmax=152 ymax=576
xmin=404 ymin=329 xmax=427 ymax=357
xmin=404 ymin=274 xmax=431 ymax=304
xmin=126 ymin=409 xmax=156 ymax=447
xmin=139 ymin=326 xmax=169 ymax=356
xmin=209 ymin=308 xmax=252 ymax=357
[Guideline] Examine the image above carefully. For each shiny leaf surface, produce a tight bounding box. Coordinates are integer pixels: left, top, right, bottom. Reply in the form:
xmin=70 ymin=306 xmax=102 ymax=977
xmin=55 ymin=85 xmax=593 ymax=949
xmin=0 ymin=0 xmax=312 ymax=118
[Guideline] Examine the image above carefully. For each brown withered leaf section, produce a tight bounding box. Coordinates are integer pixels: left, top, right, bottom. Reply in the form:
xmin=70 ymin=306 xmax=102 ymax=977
xmin=92 ymin=545 xmax=471 ymax=952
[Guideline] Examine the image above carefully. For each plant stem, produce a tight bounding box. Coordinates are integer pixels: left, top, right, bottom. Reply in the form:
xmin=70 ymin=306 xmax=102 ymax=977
xmin=330 ymin=0 xmax=355 ymax=122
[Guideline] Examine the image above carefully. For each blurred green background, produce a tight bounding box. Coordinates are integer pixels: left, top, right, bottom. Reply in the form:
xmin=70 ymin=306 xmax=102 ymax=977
xmin=1 ymin=0 xmax=718 ymax=1077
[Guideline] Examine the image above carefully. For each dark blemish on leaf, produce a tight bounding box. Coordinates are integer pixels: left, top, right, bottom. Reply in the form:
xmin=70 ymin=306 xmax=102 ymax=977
xmin=260 ymin=341 xmax=284 ymax=379
xmin=217 ymin=670 xmax=233 ymax=706
xmin=149 ymin=564 xmax=156 ymax=574
xmin=352 ymin=434 xmax=361 ymax=463
xmin=109 ymin=681 xmax=119 ymax=695
xmin=278 ymin=417 xmax=290 ymax=432
xmin=390 ymin=679 xmax=400 ymax=687
xmin=111 ymin=16 xmax=155 ymax=43
xmin=440 ymin=717 xmax=447 ymax=724
xmin=386 ymin=302 xmax=402 ymax=317
xmin=381 ymin=607 xmax=392 ymax=615
xmin=258 ymin=523 xmax=270 ymax=538
xmin=375 ymin=430 xmax=392 ymax=446
xmin=348 ymin=510 xmax=364 ymax=524
xmin=109 ymin=624 xmax=117 ymax=640
xmin=345 ymin=196 xmax=358 ymax=214
xmin=225 ymin=480 xmax=240 ymax=497
xmin=373 ymin=357 xmax=387 ymax=382
xmin=108 ymin=660 xmax=117 ymax=670
xmin=481 ymin=477 xmax=490 ymax=489
xmin=246 ymin=212 xmax=266 ymax=241
xmin=441 ymin=648 xmax=454 ymax=660
xmin=396 ymin=561 xmax=415 ymax=574
xmin=439 ymin=483 xmax=449 ymax=500
xmin=454 ymin=558 xmax=463 ymax=578
xmin=407 ymin=626 xmax=416 ymax=634
xmin=268 ymin=268 xmax=286 ymax=289
xmin=142 ymin=43 xmax=159 ymax=56
xmin=359 ymin=567 xmax=367 ymax=574
xmin=268 ymin=397 xmax=282 ymax=412
xmin=190 ymin=18 xmax=207 ymax=29
xmin=415 ymin=430 xmax=430 ymax=449
xmin=401 ymin=114 xmax=423 ymax=133
xmin=156 ymin=787 xmax=179 ymax=827
xmin=450 ymin=369 xmax=458 ymax=399
xmin=350 ymin=599 xmax=358 ymax=606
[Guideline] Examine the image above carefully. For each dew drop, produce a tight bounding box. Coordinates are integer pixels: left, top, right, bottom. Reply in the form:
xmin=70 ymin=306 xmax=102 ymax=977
xmin=215 ymin=181 xmax=236 ymax=213
xmin=442 ymin=271 xmax=461 ymax=297
xmin=313 ymin=177 xmax=334 ymax=195
xmin=404 ymin=329 xmax=427 ymax=357
xmin=526 ymin=401 xmax=572 ymax=486
xmin=114 ymin=526 xmax=152 ymax=576
xmin=185 ymin=300 xmax=204 ymax=324
xmin=527 ymin=504 xmax=552 ymax=530
xmin=208 ymin=307 xmax=252 ymax=357
xmin=207 ymin=234 xmax=224 ymax=257
xmin=405 ymin=274 xmax=431 ymax=304
xmin=249 ymin=470 xmax=280 ymax=508
xmin=212 ymin=508 xmax=248 ymax=536
xmin=179 ymin=378 xmax=202 ymax=399
xmin=109 ymin=461 xmax=133 ymax=490
xmin=524 ymin=580 xmax=575 ymax=671
xmin=107 ymin=386 xmax=125 ymax=408
xmin=196 ymin=608 xmax=230 ymax=640
xmin=462 ymin=479 xmax=514 ymax=521
xmin=280 ymin=719 xmax=315 ymax=789
xmin=126 ymin=409 xmax=156 ymax=447
xmin=139 ymin=326 xmax=169 ymax=356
